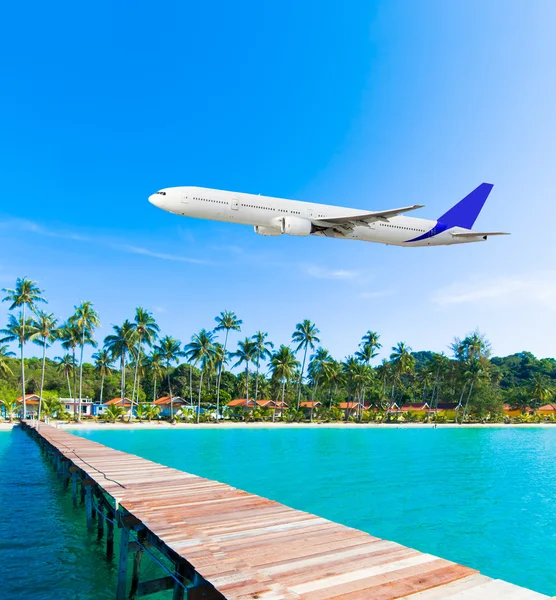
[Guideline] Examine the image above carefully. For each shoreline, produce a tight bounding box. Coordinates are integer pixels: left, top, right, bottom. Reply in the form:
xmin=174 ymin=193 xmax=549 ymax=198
xmin=3 ymin=421 xmax=555 ymax=431
xmin=38 ymin=421 xmax=556 ymax=430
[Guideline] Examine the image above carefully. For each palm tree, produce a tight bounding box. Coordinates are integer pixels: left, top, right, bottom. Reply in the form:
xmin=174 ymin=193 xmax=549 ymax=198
xmin=55 ymin=354 xmax=76 ymax=398
xmin=92 ymin=349 xmax=113 ymax=405
xmin=461 ymin=359 xmax=484 ymax=422
xmin=322 ymin=359 xmax=343 ymax=409
xmin=252 ymin=331 xmax=274 ymax=403
xmin=0 ymin=314 xmax=37 ymax=418
xmin=157 ymin=335 xmax=186 ymax=421
xmin=69 ymin=301 xmax=100 ymax=421
xmin=530 ymin=374 xmax=552 ymax=410
xmin=145 ymin=403 xmax=160 ymax=422
xmin=30 ymin=310 xmax=59 ymax=421
xmin=2 ymin=277 xmax=45 ymax=418
xmin=355 ymin=330 xmax=381 ymax=417
xmin=214 ymin=311 xmax=242 ymax=422
xmin=388 ymin=342 xmax=415 ymax=412
xmin=59 ymin=323 xmax=81 ymax=415
xmin=307 ymin=348 xmax=331 ymax=421
xmin=1 ymin=398 xmax=18 ymax=423
xmin=185 ymin=330 xmax=215 ymax=423
xmin=232 ymin=338 xmax=258 ymax=409
xmin=0 ymin=345 xmax=15 ymax=378
xmin=104 ymin=404 xmax=125 ymax=423
xmin=292 ymin=320 xmax=320 ymax=409
xmin=130 ymin=308 xmax=160 ymax=415
xmin=104 ymin=320 xmax=136 ymax=404
xmin=147 ymin=348 xmax=165 ymax=402
xmin=269 ymin=345 xmax=299 ymax=422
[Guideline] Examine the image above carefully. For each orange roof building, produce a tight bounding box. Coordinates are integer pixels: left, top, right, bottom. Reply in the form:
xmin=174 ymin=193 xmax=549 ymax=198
xmin=104 ymin=397 xmax=133 ymax=406
xmin=16 ymin=394 xmax=41 ymax=405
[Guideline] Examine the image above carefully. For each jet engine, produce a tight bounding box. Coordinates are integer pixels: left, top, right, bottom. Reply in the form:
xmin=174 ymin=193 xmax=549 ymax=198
xmin=254 ymin=225 xmax=282 ymax=236
xmin=281 ymin=216 xmax=313 ymax=236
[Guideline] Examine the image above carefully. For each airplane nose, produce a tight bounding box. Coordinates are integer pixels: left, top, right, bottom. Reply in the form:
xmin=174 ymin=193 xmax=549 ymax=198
xmin=149 ymin=193 xmax=165 ymax=208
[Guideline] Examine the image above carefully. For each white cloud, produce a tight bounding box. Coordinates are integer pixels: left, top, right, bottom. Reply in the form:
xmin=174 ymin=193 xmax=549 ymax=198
xmin=305 ymin=265 xmax=358 ymax=280
xmin=0 ymin=218 xmax=212 ymax=265
xmin=359 ymin=290 xmax=394 ymax=299
xmin=431 ymin=272 xmax=556 ymax=309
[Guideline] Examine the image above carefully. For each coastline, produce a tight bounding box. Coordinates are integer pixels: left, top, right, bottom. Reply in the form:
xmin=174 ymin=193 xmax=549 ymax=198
xmin=56 ymin=421 xmax=556 ymax=430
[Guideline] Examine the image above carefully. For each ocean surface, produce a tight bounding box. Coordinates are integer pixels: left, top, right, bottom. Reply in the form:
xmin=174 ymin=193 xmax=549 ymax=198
xmin=2 ymin=426 xmax=556 ymax=597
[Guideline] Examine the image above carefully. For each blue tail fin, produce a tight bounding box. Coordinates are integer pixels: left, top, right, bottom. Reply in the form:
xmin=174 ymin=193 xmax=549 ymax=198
xmin=438 ymin=183 xmax=494 ymax=229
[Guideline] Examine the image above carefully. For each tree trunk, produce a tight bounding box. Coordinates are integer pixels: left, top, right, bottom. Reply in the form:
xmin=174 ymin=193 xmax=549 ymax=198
xmin=462 ymin=380 xmax=475 ymax=423
xmin=254 ymin=349 xmax=261 ymax=403
xmin=78 ymin=329 xmax=85 ymax=423
xmin=131 ymin=336 xmax=143 ymax=421
xmin=215 ymin=330 xmax=229 ymax=424
xmin=297 ymin=346 xmax=308 ymax=410
xmin=189 ymin=363 xmax=193 ymax=408
xmin=66 ymin=371 xmax=72 ymax=400
xmin=196 ymin=369 xmax=204 ymax=424
xmin=310 ymin=379 xmax=319 ymax=422
xmin=245 ymin=364 xmax=250 ymax=411
xmin=72 ymin=347 xmax=78 ymax=419
xmin=455 ymin=383 xmax=467 ymax=423
xmin=168 ymin=362 xmax=174 ymax=422
xmin=21 ymin=304 xmax=27 ymax=420
xmin=100 ymin=374 xmax=105 ymax=405
xmin=153 ymin=375 xmax=157 ymax=403
xmin=38 ymin=337 xmax=47 ymax=422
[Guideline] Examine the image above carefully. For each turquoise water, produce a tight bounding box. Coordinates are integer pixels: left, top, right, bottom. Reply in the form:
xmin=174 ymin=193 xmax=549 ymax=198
xmin=0 ymin=428 xmax=170 ymax=600
xmin=2 ymin=427 xmax=555 ymax=597
xmin=72 ymin=426 xmax=556 ymax=596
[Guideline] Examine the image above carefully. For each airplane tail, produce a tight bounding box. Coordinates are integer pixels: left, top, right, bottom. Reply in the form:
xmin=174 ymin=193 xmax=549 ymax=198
xmin=438 ymin=183 xmax=494 ymax=229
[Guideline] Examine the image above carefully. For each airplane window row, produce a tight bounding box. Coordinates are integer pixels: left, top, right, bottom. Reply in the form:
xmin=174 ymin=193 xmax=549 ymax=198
xmin=194 ymin=197 xmax=227 ymax=204
xmin=381 ymin=223 xmax=425 ymax=232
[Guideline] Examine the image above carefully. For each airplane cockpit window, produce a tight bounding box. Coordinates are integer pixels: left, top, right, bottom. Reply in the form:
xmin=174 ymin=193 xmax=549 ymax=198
xmin=156 ymin=191 xmax=167 ymax=195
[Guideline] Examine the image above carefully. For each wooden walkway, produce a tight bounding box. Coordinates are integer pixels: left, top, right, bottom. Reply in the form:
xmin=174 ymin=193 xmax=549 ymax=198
xmin=23 ymin=422 xmax=549 ymax=600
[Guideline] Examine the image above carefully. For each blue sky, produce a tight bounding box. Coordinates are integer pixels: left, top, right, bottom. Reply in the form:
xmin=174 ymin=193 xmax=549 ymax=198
xmin=1 ymin=0 xmax=555 ymax=363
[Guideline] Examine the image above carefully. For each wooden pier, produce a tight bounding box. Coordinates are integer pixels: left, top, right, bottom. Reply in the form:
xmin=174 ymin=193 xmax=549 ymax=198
xmin=22 ymin=422 xmax=548 ymax=600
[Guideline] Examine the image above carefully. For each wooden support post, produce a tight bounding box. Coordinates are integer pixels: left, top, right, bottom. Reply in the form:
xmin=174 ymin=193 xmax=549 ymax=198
xmin=70 ymin=466 xmax=79 ymax=507
xmin=80 ymin=480 xmax=86 ymax=505
xmin=129 ymin=536 xmax=144 ymax=598
xmin=172 ymin=562 xmax=189 ymax=600
xmin=106 ymin=506 xmax=115 ymax=560
xmin=97 ymin=504 xmax=104 ymax=540
xmin=84 ymin=482 xmax=94 ymax=530
xmin=116 ymin=520 xmax=130 ymax=600
xmin=62 ymin=459 xmax=70 ymax=488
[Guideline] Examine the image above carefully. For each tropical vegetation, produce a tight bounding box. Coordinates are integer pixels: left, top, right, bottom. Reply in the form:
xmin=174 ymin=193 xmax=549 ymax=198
xmin=1 ymin=277 xmax=555 ymax=424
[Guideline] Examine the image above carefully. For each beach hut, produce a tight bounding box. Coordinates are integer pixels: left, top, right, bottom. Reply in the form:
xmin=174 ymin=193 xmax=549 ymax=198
xmin=299 ymin=401 xmax=321 ymax=418
xmin=104 ymin=397 xmax=134 ymax=419
xmin=153 ymin=396 xmax=189 ymax=418
xmin=59 ymin=397 xmax=94 ymax=417
xmin=537 ymin=403 xmax=556 ymax=417
xmin=16 ymin=394 xmax=40 ymax=417
xmin=400 ymin=402 xmax=430 ymax=417
xmin=338 ymin=401 xmax=363 ymax=419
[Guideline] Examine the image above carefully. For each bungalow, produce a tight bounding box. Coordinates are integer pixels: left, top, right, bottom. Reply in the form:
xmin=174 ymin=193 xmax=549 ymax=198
xmin=503 ymin=404 xmax=528 ymax=418
xmin=103 ymin=397 xmax=134 ymax=419
xmin=226 ymin=399 xmax=285 ymax=417
xmin=538 ymin=404 xmax=556 ymax=417
xmin=153 ymin=396 xmax=189 ymax=418
xmin=400 ymin=402 xmax=430 ymax=415
xmin=16 ymin=394 xmax=40 ymax=417
xmin=299 ymin=401 xmax=321 ymax=417
xmin=59 ymin=398 xmax=94 ymax=417
xmin=338 ymin=401 xmax=363 ymax=419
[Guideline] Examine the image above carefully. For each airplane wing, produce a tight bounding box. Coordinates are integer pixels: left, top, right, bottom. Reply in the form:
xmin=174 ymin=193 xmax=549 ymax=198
xmin=451 ymin=231 xmax=510 ymax=238
xmin=312 ymin=204 xmax=425 ymax=228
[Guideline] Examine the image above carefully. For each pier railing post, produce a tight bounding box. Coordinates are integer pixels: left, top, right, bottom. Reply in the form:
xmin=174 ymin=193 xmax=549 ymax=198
xmin=84 ymin=480 xmax=94 ymax=530
xmin=106 ymin=506 xmax=115 ymax=560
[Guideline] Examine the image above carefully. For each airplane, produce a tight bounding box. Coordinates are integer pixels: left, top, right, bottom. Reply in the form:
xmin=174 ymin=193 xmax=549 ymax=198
xmin=148 ymin=183 xmax=509 ymax=247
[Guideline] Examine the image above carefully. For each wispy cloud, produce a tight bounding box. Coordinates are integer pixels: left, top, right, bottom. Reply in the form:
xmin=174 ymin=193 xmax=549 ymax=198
xmin=119 ymin=245 xmax=211 ymax=265
xmin=0 ymin=218 xmax=212 ymax=266
xmin=359 ymin=290 xmax=393 ymax=299
xmin=431 ymin=272 xmax=556 ymax=309
xmin=305 ymin=265 xmax=358 ymax=280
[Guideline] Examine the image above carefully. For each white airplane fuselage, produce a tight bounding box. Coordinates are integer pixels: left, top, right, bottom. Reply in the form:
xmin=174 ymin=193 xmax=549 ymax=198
xmin=148 ymin=186 xmax=497 ymax=247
